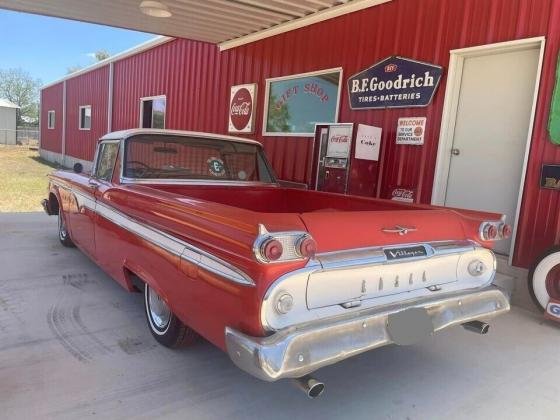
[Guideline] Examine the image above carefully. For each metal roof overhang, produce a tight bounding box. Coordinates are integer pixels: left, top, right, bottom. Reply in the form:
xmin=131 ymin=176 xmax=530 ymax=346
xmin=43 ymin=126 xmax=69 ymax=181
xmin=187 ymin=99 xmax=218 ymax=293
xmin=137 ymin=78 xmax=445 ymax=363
xmin=0 ymin=0 xmax=391 ymax=50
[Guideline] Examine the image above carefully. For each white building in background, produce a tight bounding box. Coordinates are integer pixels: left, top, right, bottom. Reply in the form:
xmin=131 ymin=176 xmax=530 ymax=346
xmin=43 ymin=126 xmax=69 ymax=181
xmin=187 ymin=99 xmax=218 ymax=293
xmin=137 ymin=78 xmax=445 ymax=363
xmin=0 ymin=98 xmax=19 ymax=145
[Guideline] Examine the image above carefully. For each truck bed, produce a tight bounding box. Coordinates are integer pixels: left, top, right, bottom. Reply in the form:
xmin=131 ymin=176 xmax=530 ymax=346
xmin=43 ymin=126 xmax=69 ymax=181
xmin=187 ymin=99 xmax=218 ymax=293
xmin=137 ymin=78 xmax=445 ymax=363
xmin=149 ymin=184 xmax=431 ymax=213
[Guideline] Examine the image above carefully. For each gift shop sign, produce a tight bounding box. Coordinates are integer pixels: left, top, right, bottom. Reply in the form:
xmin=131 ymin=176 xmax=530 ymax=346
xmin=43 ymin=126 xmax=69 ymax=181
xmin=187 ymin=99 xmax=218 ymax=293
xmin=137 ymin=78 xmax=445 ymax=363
xmin=396 ymin=117 xmax=426 ymax=145
xmin=348 ymin=56 xmax=443 ymax=109
xmin=229 ymin=83 xmax=256 ymax=133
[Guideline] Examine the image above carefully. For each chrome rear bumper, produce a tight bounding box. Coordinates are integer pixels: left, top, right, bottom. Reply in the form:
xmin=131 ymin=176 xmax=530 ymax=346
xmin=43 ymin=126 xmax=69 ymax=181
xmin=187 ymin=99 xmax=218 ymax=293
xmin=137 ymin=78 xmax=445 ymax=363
xmin=225 ymin=286 xmax=509 ymax=381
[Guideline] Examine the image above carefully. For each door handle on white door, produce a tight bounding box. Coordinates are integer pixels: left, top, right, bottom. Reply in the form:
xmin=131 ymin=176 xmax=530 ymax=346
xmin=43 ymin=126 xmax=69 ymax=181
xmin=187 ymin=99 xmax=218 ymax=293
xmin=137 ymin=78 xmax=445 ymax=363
xmin=451 ymin=148 xmax=460 ymax=156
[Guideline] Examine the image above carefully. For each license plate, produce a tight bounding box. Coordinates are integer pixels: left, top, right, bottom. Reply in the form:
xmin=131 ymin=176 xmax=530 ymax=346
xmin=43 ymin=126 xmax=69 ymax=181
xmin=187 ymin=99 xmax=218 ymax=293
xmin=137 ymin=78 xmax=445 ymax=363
xmin=384 ymin=245 xmax=427 ymax=261
xmin=387 ymin=307 xmax=434 ymax=345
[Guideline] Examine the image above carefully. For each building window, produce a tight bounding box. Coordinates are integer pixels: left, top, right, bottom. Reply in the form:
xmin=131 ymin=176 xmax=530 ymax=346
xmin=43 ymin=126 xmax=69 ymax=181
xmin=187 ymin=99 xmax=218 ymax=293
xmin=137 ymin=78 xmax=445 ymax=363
xmin=263 ymin=68 xmax=342 ymax=137
xmin=79 ymin=105 xmax=92 ymax=130
xmin=47 ymin=110 xmax=55 ymax=129
xmin=140 ymin=96 xmax=166 ymax=129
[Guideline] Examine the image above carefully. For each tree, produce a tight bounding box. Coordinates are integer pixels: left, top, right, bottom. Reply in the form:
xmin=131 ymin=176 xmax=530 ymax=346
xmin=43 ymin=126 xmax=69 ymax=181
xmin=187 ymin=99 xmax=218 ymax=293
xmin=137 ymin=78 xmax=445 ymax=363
xmin=67 ymin=50 xmax=111 ymax=74
xmin=266 ymin=94 xmax=291 ymax=133
xmin=94 ymin=50 xmax=110 ymax=61
xmin=0 ymin=68 xmax=41 ymax=126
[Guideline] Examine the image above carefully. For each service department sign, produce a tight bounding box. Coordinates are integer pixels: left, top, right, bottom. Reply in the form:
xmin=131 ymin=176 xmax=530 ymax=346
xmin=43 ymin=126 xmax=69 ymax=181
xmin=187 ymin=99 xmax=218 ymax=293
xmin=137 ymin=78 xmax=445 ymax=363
xmin=348 ymin=56 xmax=443 ymax=109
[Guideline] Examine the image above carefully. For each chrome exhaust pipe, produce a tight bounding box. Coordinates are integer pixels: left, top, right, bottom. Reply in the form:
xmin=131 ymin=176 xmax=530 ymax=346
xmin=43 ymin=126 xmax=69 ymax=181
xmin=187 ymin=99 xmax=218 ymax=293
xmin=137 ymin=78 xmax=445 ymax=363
xmin=293 ymin=375 xmax=325 ymax=399
xmin=462 ymin=320 xmax=490 ymax=334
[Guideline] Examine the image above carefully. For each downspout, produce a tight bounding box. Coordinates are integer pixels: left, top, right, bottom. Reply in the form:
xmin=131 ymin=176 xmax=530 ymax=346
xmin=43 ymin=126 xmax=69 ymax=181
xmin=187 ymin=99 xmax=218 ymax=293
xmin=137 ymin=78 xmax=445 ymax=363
xmin=107 ymin=62 xmax=114 ymax=133
xmin=62 ymin=80 xmax=66 ymax=166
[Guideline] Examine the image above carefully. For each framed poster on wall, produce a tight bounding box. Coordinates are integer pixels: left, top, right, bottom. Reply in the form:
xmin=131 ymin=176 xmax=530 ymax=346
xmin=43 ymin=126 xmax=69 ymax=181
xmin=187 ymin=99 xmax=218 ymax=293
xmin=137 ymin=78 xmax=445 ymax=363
xmin=228 ymin=83 xmax=257 ymax=134
xmin=262 ymin=68 xmax=343 ymax=137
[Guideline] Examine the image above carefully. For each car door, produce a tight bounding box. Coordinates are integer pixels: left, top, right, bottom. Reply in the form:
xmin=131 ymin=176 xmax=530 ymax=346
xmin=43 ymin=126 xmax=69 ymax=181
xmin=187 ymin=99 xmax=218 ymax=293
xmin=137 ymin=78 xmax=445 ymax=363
xmin=77 ymin=140 xmax=120 ymax=257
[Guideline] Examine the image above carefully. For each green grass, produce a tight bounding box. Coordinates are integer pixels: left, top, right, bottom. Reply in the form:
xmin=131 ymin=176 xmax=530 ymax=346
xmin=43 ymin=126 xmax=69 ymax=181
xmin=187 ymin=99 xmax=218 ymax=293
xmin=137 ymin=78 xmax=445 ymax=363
xmin=0 ymin=145 xmax=61 ymax=212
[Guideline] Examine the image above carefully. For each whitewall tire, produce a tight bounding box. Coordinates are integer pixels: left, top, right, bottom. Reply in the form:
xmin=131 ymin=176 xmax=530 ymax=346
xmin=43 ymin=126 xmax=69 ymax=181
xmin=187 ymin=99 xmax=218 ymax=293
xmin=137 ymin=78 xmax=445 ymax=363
xmin=529 ymin=247 xmax=560 ymax=312
xmin=144 ymin=283 xmax=198 ymax=348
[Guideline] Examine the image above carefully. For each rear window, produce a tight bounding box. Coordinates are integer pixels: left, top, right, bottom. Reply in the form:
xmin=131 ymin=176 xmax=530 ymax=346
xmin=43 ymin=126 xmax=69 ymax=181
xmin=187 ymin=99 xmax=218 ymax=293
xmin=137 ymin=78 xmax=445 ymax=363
xmin=123 ymin=134 xmax=275 ymax=183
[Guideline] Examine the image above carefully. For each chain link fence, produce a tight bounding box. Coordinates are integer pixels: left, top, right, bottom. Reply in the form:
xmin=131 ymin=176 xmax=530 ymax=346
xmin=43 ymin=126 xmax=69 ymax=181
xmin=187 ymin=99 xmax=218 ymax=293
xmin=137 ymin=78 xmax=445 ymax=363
xmin=0 ymin=128 xmax=39 ymax=147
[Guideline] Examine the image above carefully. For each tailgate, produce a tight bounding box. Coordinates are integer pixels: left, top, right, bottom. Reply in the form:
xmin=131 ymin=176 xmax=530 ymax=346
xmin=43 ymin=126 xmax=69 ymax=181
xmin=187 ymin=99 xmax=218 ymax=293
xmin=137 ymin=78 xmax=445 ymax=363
xmin=299 ymin=209 xmax=467 ymax=252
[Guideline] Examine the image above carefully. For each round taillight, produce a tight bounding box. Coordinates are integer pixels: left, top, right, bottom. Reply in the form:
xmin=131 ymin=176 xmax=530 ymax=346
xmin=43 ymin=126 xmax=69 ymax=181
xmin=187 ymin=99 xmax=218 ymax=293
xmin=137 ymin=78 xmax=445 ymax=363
xmin=261 ymin=238 xmax=283 ymax=262
xmin=500 ymin=224 xmax=512 ymax=239
xmin=485 ymin=224 xmax=498 ymax=240
xmin=298 ymin=236 xmax=317 ymax=258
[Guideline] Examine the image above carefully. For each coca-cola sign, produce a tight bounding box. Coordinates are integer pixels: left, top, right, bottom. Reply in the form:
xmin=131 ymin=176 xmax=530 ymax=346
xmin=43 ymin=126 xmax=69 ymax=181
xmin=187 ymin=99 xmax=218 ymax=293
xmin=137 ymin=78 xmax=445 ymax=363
xmin=229 ymin=83 xmax=257 ymax=133
xmin=390 ymin=187 xmax=416 ymax=203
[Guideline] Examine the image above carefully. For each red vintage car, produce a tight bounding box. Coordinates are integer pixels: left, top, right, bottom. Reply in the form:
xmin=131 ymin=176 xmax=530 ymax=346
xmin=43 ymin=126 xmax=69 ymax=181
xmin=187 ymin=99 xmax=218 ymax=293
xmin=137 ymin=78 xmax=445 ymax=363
xmin=43 ymin=129 xmax=511 ymax=397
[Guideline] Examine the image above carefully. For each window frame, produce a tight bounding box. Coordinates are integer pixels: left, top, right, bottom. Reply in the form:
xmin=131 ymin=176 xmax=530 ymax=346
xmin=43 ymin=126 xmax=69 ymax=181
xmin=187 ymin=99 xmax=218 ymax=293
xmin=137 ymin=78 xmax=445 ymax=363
xmin=47 ymin=110 xmax=55 ymax=129
xmin=92 ymin=140 xmax=120 ymax=182
xmin=120 ymin=134 xmax=277 ymax=186
xmin=262 ymin=67 xmax=343 ymax=137
xmin=139 ymin=95 xmax=166 ymax=129
xmin=79 ymin=105 xmax=92 ymax=131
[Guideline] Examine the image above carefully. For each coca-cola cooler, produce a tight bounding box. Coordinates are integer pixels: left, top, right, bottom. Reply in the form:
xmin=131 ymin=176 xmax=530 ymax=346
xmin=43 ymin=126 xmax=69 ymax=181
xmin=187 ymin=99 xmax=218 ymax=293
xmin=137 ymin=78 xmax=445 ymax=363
xmin=310 ymin=122 xmax=381 ymax=197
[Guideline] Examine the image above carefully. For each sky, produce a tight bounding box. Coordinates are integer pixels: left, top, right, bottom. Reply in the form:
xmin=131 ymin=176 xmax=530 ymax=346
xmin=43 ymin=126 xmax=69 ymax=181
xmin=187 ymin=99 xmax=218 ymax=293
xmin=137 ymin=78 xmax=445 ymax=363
xmin=0 ymin=9 xmax=156 ymax=86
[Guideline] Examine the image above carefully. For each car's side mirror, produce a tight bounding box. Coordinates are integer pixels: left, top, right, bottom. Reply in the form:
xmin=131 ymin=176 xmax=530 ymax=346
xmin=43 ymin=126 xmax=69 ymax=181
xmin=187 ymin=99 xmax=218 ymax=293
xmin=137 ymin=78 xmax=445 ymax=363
xmin=73 ymin=163 xmax=83 ymax=174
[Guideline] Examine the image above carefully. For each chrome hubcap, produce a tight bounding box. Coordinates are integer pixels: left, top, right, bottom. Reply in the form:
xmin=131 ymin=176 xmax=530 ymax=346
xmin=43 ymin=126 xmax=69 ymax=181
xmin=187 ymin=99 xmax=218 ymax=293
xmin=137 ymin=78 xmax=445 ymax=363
xmin=147 ymin=287 xmax=171 ymax=330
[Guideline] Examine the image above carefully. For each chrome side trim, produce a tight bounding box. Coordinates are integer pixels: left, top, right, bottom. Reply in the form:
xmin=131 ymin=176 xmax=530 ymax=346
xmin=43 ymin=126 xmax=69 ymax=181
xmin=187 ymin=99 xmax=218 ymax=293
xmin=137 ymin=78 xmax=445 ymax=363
xmin=227 ymin=286 xmax=510 ymax=381
xmin=50 ymin=181 xmax=255 ymax=286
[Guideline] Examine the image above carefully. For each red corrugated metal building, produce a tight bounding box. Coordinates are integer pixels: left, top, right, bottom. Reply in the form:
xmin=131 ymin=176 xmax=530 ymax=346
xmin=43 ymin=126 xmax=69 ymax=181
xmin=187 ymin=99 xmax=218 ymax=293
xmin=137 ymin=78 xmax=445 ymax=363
xmin=39 ymin=0 xmax=560 ymax=269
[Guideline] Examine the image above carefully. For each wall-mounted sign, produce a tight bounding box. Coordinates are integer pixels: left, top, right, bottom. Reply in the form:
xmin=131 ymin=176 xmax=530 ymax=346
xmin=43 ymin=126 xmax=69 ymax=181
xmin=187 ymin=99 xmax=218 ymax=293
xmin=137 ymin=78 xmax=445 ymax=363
xmin=541 ymin=164 xmax=560 ymax=190
xmin=263 ymin=68 xmax=342 ymax=136
xmin=390 ymin=186 xmax=416 ymax=203
xmin=548 ymin=54 xmax=560 ymax=145
xmin=355 ymin=124 xmax=382 ymax=161
xmin=396 ymin=117 xmax=426 ymax=145
xmin=347 ymin=56 xmax=443 ymax=109
xmin=326 ymin=124 xmax=352 ymax=158
xmin=229 ymin=83 xmax=256 ymax=134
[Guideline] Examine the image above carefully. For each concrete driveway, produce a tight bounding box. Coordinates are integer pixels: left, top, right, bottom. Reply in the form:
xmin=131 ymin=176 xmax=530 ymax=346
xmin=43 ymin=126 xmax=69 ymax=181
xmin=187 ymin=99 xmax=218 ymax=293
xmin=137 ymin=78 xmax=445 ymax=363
xmin=1 ymin=213 xmax=559 ymax=419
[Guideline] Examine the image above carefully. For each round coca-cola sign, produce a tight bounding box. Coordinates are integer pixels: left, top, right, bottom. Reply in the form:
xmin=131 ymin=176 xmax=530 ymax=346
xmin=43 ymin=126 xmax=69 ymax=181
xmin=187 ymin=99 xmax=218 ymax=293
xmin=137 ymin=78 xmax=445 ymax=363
xmin=229 ymin=84 xmax=256 ymax=133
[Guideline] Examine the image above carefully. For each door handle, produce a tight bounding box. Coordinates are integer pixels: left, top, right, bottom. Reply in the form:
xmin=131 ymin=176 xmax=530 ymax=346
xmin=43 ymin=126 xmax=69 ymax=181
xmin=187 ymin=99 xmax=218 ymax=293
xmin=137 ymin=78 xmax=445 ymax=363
xmin=88 ymin=179 xmax=100 ymax=189
xmin=451 ymin=148 xmax=460 ymax=156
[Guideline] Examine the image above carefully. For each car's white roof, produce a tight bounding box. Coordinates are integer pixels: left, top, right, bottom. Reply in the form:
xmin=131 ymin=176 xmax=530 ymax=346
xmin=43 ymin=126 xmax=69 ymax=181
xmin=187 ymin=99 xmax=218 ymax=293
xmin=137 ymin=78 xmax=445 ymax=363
xmin=100 ymin=129 xmax=262 ymax=146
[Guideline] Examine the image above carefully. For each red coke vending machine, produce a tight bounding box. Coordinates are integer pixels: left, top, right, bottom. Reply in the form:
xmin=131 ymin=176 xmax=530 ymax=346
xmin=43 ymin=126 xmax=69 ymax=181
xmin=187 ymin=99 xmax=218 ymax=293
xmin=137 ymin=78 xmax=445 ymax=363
xmin=310 ymin=123 xmax=382 ymax=196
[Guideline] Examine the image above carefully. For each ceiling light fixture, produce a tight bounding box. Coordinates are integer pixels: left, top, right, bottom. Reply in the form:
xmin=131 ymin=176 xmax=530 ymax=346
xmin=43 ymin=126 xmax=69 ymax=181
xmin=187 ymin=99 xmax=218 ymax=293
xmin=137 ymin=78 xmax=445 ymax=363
xmin=139 ymin=1 xmax=172 ymax=18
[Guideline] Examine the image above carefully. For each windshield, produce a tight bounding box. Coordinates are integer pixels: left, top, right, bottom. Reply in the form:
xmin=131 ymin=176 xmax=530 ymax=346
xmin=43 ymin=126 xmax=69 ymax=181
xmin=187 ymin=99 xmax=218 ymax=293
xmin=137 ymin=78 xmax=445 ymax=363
xmin=123 ymin=134 xmax=276 ymax=183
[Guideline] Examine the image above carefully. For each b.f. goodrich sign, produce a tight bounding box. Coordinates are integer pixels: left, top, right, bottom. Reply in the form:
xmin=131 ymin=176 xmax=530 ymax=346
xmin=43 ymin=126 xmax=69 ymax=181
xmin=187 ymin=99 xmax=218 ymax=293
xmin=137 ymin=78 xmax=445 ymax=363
xmin=348 ymin=56 xmax=443 ymax=109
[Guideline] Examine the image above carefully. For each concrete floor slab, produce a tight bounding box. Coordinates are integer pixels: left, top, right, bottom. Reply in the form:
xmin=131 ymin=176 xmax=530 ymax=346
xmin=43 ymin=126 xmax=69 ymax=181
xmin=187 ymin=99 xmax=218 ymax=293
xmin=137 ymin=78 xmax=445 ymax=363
xmin=1 ymin=213 xmax=559 ymax=419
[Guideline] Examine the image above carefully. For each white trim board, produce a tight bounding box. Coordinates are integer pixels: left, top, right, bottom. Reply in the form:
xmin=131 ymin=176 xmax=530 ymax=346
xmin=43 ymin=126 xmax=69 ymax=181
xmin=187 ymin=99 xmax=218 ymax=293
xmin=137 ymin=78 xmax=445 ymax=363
xmin=219 ymin=0 xmax=392 ymax=51
xmin=431 ymin=37 xmax=546 ymax=265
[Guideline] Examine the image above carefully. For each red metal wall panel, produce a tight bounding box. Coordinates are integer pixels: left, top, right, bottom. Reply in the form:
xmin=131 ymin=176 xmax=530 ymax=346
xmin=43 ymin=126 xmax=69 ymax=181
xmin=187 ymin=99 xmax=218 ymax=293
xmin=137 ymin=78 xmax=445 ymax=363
xmin=65 ymin=65 xmax=109 ymax=160
xmin=47 ymin=0 xmax=560 ymax=267
xmin=40 ymin=83 xmax=63 ymax=153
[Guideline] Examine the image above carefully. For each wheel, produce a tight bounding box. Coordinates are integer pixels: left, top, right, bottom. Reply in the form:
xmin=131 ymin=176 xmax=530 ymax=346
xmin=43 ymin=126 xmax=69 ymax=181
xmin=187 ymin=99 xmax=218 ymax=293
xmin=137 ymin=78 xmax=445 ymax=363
xmin=528 ymin=247 xmax=560 ymax=312
xmin=58 ymin=210 xmax=75 ymax=247
xmin=144 ymin=283 xmax=198 ymax=347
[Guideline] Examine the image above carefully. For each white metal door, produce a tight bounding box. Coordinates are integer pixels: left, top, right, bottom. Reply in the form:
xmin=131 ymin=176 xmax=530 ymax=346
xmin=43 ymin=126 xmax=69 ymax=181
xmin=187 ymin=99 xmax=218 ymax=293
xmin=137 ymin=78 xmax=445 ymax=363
xmin=444 ymin=46 xmax=540 ymax=254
